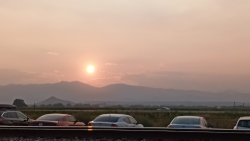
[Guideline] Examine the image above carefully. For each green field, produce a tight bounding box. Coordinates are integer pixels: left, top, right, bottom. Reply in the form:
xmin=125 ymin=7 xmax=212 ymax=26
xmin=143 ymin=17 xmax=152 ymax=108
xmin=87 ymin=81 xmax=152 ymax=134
xmin=21 ymin=109 xmax=250 ymax=129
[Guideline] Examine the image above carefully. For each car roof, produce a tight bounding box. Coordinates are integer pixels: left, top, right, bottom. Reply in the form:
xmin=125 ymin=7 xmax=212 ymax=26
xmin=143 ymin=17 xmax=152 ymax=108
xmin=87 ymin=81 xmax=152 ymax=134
xmin=238 ymin=116 xmax=250 ymax=120
xmin=0 ymin=104 xmax=17 ymax=111
xmin=175 ymin=116 xmax=202 ymax=119
xmin=98 ymin=114 xmax=130 ymax=118
xmin=40 ymin=113 xmax=70 ymax=116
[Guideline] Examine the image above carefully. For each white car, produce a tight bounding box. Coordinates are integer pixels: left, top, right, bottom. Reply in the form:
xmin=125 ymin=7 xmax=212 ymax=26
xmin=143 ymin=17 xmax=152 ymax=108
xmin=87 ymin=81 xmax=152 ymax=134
xmin=88 ymin=114 xmax=144 ymax=127
xmin=234 ymin=116 xmax=250 ymax=130
xmin=157 ymin=107 xmax=170 ymax=112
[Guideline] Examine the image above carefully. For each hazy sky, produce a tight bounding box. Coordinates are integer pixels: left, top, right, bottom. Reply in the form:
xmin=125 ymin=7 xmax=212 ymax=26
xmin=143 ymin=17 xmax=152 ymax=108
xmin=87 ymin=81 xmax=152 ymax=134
xmin=1 ymin=0 xmax=250 ymax=92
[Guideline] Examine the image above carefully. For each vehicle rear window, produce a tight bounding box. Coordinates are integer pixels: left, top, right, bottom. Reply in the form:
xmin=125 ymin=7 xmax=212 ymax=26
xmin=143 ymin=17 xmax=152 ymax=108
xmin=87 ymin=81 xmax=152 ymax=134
xmin=238 ymin=120 xmax=250 ymax=127
xmin=66 ymin=116 xmax=76 ymax=122
xmin=128 ymin=117 xmax=137 ymax=124
xmin=37 ymin=115 xmax=62 ymax=121
xmin=17 ymin=112 xmax=27 ymax=119
xmin=123 ymin=117 xmax=130 ymax=123
xmin=94 ymin=116 xmax=119 ymax=122
xmin=2 ymin=112 xmax=18 ymax=118
xmin=9 ymin=112 xmax=18 ymax=118
xmin=172 ymin=118 xmax=200 ymax=125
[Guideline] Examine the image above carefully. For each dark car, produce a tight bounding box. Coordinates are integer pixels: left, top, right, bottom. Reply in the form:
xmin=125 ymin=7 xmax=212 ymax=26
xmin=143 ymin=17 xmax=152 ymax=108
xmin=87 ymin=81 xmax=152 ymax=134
xmin=167 ymin=116 xmax=213 ymax=129
xmin=30 ymin=114 xmax=85 ymax=126
xmin=0 ymin=104 xmax=33 ymax=126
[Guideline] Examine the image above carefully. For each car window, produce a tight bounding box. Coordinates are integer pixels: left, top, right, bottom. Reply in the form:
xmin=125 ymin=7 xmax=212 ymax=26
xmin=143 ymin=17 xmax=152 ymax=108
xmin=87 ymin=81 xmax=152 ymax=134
xmin=203 ymin=118 xmax=207 ymax=126
xmin=3 ymin=113 xmax=8 ymax=118
xmin=201 ymin=118 xmax=205 ymax=126
xmin=67 ymin=116 xmax=76 ymax=122
xmin=128 ymin=117 xmax=137 ymax=124
xmin=238 ymin=120 xmax=250 ymax=127
xmin=17 ymin=112 xmax=27 ymax=119
xmin=172 ymin=118 xmax=200 ymax=125
xmin=37 ymin=115 xmax=62 ymax=121
xmin=94 ymin=116 xmax=119 ymax=122
xmin=123 ymin=117 xmax=131 ymax=124
xmin=8 ymin=112 xmax=18 ymax=119
xmin=60 ymin=116 xmax=67 ymax=121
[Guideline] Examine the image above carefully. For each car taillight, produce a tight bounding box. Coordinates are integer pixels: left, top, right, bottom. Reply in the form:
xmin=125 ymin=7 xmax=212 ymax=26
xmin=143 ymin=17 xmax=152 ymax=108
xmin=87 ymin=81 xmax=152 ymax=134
xmin=0 ymin=119 xmax=2 ymax=122
xmin=111 ymin=124 xmax=118 ymax=127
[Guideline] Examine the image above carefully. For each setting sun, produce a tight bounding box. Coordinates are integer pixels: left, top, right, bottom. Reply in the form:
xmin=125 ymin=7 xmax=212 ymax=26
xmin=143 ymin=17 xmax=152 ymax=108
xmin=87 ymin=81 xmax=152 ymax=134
xmin=87 ymin=66 xmax=94 ymax=73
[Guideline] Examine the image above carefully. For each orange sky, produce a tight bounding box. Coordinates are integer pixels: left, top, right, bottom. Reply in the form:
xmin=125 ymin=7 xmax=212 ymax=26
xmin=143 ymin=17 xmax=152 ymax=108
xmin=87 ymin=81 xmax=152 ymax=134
xmin=0 ymin=0 xmax=250 ymax=92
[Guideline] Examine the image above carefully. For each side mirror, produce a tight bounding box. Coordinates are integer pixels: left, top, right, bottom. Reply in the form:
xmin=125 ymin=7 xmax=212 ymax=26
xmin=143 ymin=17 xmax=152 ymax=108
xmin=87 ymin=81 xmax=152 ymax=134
xmin=23 ymin=117 xmax=29 ymax=122
xmin=207 ymin=123 xmax=213 ymax=128
xmin=74 ymin=119 xmax=79 ymax=123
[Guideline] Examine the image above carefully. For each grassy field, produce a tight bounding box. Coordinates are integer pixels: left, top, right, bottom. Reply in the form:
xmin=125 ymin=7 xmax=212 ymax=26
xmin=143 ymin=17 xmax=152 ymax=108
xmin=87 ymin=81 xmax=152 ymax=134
xmin=21 ymin=109 xmax=250 ymax=129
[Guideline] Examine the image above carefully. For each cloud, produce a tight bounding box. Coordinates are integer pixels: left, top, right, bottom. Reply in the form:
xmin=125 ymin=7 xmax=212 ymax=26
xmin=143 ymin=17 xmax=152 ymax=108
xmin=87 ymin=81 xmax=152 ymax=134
xmin=120 ymin=71 xmax=250 ymax=93
xmin=114 ymin=76 xmax=122 ymax=80
xmin=47 ymin=52 xmax=59 ymax=56
xmin=0 ymin=69 xmax=62 ymax=85
xmin=105 ymin=63 xmax=117 ymax=66
xmin=158 ymin=63 xmax=165 ymax=69
xmin=138 ymin=66 xmax=145 ymax=68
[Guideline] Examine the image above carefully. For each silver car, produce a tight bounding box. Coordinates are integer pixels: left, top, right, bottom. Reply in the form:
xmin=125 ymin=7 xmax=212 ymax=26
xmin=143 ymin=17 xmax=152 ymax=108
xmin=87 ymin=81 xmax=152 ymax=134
xmin=167 ymin=116 xmax=212 ymax=129
xmin=234 ymin=116 xmax=250 ymax=130
xmin=88 ymin=114 xmax=144 ymax=127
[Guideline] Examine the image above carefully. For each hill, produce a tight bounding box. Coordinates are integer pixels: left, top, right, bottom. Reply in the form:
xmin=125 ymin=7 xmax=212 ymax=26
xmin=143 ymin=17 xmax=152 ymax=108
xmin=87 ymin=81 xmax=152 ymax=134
xmin=36 ymin=96 xmax=75 ymax=105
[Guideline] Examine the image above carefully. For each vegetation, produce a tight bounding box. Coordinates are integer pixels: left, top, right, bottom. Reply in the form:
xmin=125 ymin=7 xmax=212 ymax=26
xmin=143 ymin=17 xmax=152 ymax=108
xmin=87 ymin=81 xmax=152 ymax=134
xmin=13 ymin=99 xmax=27 ymax=108
xmin=24 ymin=104 xmax=250 ymax=111
xmin=21 ymin=109 xmax=249 ymax=129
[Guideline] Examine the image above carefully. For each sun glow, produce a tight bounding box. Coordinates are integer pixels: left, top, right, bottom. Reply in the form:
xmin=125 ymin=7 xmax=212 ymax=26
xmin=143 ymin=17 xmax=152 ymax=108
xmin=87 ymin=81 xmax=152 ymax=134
xmin=87 ymin=66 xmax=94 ymax=73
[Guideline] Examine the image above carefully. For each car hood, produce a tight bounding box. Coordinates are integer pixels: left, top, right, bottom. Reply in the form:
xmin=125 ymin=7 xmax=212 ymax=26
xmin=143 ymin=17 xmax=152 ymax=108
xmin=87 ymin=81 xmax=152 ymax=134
xmin=29 ymin=120 xmax=59 ymax=126
xmin=168 ymin=124 xmax=203 ymax=128
xmin=235 ymin=126 xmax=250 ymax=130
xmin=89 ymin=121 xmax=116 ymax=127
xmin=31 ymin=120 xmax=58 ymax=123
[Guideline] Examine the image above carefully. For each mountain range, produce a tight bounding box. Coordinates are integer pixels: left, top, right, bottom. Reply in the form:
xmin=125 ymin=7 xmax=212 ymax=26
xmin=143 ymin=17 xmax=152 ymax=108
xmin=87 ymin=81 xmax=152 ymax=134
xmin=0 ymin=81 xmax=249 ymax=104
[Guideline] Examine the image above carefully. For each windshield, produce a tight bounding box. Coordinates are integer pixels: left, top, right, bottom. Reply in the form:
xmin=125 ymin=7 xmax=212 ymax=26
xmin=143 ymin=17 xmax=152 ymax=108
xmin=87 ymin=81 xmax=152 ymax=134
xmin=37 ymin=115 xmax=62 ymax=121
xmin=172 ymin=118 xmax=200 ymax=125
xmin=238 ymin=120 xmax=250 ymax=127
xmin=94 ymin=116 xmax=119 ymax=122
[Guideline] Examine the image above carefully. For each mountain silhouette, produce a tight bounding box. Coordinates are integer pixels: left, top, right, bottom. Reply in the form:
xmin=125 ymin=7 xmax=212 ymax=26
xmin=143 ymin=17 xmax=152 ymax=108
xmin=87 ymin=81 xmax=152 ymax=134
xmin=0 ymin=81 xmax=249 ymax=104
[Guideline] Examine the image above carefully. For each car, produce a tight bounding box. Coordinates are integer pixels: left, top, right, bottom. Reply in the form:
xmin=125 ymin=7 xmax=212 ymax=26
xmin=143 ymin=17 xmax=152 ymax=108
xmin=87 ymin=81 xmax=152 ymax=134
xmin=88 ymin=114 xmax=144 ymax=127
xmin=29 ymin=113 xmax=85 ymax=126
xmin=167 ymin=116 xmax=212 ymax=129
xmin=0 ymin=104 xmax=33 ymax=126
xmin=234 ymin=116 xmax=250 ymax=130
xmin=157 ymin=107 xmax=170 ymax=112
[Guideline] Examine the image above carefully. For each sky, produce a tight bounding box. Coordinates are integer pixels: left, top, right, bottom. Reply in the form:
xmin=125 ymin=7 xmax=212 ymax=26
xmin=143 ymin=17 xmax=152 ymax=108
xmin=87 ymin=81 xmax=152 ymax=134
xmin=0 ymin=0 xmax=250 ymax=92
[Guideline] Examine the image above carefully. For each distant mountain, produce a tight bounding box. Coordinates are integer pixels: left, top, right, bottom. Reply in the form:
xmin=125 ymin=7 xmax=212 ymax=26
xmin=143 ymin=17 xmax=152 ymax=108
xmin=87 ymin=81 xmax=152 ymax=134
xmin=37 ymin=96 xmax=75 ymax=105
xmin=0 ymin=81 xmax=250 ymax=104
